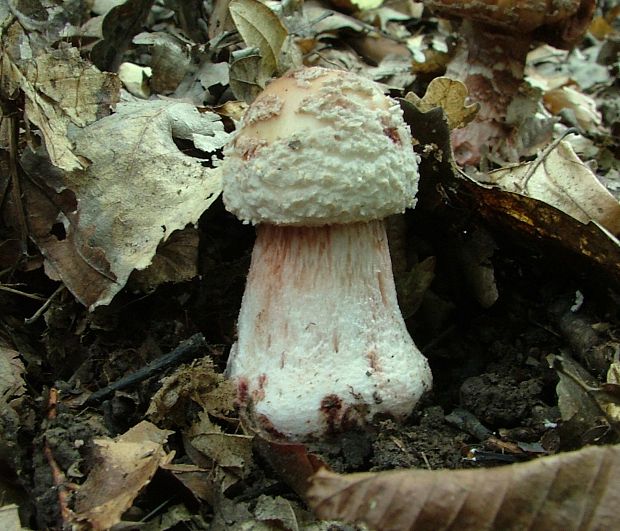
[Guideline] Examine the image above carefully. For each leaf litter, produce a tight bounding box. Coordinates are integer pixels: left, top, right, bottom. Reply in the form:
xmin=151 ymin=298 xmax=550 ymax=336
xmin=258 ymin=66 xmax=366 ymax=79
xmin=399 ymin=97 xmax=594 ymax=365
xmin=1 ymin=1 xmax=620 ymax=529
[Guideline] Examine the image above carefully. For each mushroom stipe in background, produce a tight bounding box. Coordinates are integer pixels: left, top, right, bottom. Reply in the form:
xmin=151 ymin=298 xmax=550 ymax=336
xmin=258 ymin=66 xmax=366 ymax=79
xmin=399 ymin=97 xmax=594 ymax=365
xmin=424 ymin=0 xmax=596 ymax=165
xmin=220 ymin=67 xmax=432 ymax=441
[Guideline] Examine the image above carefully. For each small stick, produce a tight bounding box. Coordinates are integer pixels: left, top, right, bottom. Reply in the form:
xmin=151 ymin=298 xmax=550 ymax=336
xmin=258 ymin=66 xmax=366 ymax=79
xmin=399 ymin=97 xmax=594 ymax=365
xmin=518 ymin=127 xmax=579 ymax=191
xmin=0 ymin=285 xmax=46 ymax=301
xmin=24 ymin=285 xmax=65 ymax=325
xmin=84 ymin=333 xmax=208 ymax=405
xmin=44 ymin=388 xmax=76 ymax=526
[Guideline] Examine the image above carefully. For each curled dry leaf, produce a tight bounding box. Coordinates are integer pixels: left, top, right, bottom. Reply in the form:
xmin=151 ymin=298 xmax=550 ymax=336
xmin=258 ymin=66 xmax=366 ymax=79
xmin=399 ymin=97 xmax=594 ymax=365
xmin=308 ymin=445 xmax=620 ymax=531
xmin=485 ymin=140 xmax=620 ymax=236
xmin=73 ymin=421 xmax=174 ymax=531
xmin=405 ymin=77 xmax=479 ymax=130
xmin=129 ymin=226 xmax=201 ymax=293
xmin=27 ymin=100 xmax=225 ymax=309
xmin=147 ymin=356 xmax=235 ymax=427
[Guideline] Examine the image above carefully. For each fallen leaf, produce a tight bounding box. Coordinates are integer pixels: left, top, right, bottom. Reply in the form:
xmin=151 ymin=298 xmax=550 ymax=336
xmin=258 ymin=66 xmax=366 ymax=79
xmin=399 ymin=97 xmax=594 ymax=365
xmin=24 ymin=100 xmax=225 ymax=309
xmin=160 ymin=463 xmax=214 ymax=502
xmin=229 ymin=51 xmax=264 ymax=102
xmin=405 ymin=77 xmax=479 ymax=130
xmin=485 ymin=140 xmax=620 ymax=236
xmin=543 ymin=87 xmax=603 ymax=133
xmin=253 ymin=495 xmax=300 ymax=531
xmin=0 ymin=504 xmax=23 ymax=531
xmin=128 ymin=226 xmax=200 ymax=293
xmin=0 ymin=343 xmax=25 ymax=402
xmin=133 ymin=32 xmax=191 ymax=94
xmin=308 ymin=445 xmax=620 ymax=531
xmin=89 ymin=0 xmax=155 ymax=72
xmin=1 ymin=34 xmax=120 ymax=171
xmin=184 ymin=412 xmax=254 ymax=497
xmin=147 ymin=357 xmax=235 ymax=427
xmin=549 ymin=354 xmax=620 ymax=445
xmin=187 ymin=413 xmax=253 ymax=472
xmin=229 ymin=0 xmax=287 ymax=86
xmin=73 ymin=421 xmax=174 ymax=531
xmin=253 ymin=433 xmax=329 ymax=498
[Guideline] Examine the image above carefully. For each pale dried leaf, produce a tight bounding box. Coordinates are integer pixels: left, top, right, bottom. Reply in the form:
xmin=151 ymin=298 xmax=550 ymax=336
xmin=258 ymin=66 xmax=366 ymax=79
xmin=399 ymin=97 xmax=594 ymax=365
xmin=229 ymin=0 xmax=287 ymax=85
xmin=147 ymin=357 xmax=235 ymax=426
xmin=308 ymin=445 xmax=620 ymax=531
xmin=35 ymin=100 xmax=224 ymax=309
xmin=118 ymin=62 xmax=152 ymax=99
xmin=0 ymin=504 xmax=23 ymax=531
xmin=254 ymin=495 xmax=300 ymax=531
xmin=229 ymin=52 xmax=264 ymax=102
xmin=1 ymin=38 xmax=120 ymax=171
xmin=74 ymin=421 xmax=174 ymax=531
xmin=544 ymin=87 xmax=603 ymax=133
xmin=187 ymin=413 xmax=253 ymax=471
xmin=486 ymin=141 xmax=620 ymax=235
xmin=405 ymin=77 xmax=479 ymax=130
xmin=0 ymin=344 xmax=25 ymax=403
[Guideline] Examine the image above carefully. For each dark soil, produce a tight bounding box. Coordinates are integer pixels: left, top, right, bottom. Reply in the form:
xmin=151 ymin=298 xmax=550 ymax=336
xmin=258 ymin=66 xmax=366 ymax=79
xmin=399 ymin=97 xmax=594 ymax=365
xmin=4 ymin=194 xmax=619 ymax=529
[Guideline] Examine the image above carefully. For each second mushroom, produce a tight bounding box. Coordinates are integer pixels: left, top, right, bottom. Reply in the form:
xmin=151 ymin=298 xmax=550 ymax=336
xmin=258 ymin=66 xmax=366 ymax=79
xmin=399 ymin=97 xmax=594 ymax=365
xmin=221 ymin=67 xmax=432 ymax=440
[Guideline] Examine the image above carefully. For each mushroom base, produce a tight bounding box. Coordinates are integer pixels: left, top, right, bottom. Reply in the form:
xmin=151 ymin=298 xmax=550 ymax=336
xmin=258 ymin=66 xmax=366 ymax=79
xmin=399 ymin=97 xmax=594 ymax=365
xmin=227 ymin=221 xmax=432 ymax=440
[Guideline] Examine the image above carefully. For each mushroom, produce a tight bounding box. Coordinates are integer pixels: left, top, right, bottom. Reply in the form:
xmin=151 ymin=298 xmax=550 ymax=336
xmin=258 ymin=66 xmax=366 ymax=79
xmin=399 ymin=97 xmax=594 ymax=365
xmin=220 ymin=67 xmax=432 ymax=440
xmin=423 ymin=0 xmax=596 ymax=165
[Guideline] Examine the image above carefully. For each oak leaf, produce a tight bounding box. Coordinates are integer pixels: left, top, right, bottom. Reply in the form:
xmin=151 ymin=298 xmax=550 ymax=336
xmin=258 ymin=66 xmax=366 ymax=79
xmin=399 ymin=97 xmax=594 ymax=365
xmin=308 ymin=445 xmax=620 ymax=531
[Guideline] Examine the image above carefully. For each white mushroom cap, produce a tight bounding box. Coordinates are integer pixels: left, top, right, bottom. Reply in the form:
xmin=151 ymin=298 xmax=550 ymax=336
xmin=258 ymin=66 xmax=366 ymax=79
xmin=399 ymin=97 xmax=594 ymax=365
xmin=222 ymin=67 xmax=419 ymax=226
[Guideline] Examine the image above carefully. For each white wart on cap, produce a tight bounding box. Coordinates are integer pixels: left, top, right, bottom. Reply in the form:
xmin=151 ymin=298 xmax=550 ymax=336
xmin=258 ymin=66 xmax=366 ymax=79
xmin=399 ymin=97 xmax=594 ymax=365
xmin=221 ymin=67 xmax=432 ymax=440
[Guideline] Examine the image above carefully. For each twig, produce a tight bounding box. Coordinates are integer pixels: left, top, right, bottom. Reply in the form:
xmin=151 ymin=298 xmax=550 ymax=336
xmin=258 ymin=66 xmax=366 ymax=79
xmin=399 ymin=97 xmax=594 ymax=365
xmin=518 ymin=127 xmax=579 ymax=191
xmin=84 ymin=333 xmax=208 ymax=405
xmin=24 ymin=285 xmax=65 ymax=325
xmin=44 ymin=388 xmax=76 ymax=526
xmin=0 ymin=284 xmax=46 ymax=301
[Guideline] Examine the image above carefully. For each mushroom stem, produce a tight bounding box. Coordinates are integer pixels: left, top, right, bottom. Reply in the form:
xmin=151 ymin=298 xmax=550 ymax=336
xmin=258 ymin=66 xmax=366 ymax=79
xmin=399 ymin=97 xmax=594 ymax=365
xmin=447 ymin=20 xmax=531 ymax=165
xmin=228 ymin=221 xmax=432 ymax=439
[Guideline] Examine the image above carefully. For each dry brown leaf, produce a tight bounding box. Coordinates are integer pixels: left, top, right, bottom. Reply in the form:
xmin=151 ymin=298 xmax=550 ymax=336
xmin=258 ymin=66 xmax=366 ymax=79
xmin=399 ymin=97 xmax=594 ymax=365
xmin=129 ymin=226 xmax=200 ymax=293
xmin=186 ymin=412 xmax=253 ymax=473
xmin=160 ymin=463 xmax=214 ymax=502
xmin=308 ymin=445 xmax=620 ymax=531
xmin=73 ymin=421 xmax=174 ymax=531
xmin=405 ymin=77 xmax=479 ymax=130
xmin=486 ymin=140 xmax=620 ymax=236
xmin=147 ymin=357 xmax=235 ymax=427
